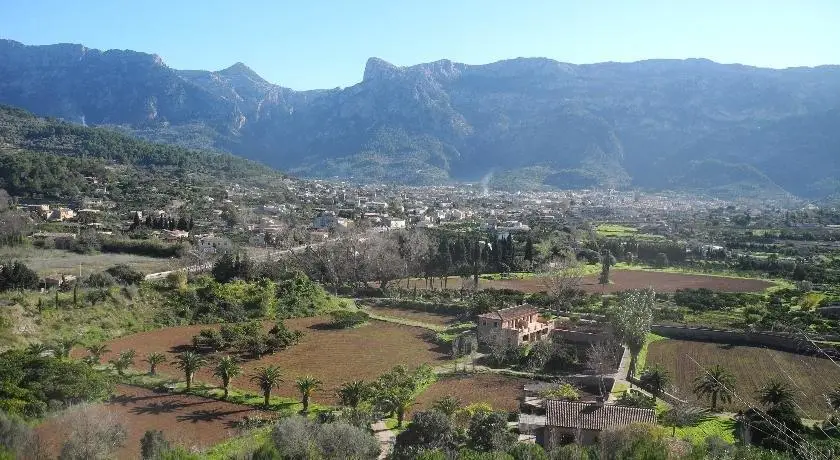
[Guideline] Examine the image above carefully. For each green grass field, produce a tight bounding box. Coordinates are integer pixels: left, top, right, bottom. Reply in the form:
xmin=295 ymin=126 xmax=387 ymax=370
xmin=596 ymin=224 xmax=639 ymax=236
xmin=0 ymin=246 xmax=175 ymax=276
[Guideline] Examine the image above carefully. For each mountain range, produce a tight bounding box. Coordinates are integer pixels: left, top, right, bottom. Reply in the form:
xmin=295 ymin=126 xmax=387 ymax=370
xmin=1 ymin=38 xmax=839 ymax=199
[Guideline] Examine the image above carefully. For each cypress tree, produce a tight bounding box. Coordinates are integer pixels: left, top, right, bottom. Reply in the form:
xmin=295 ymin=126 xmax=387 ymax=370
xmin=524 ymin=238 xmax=534 ymax=264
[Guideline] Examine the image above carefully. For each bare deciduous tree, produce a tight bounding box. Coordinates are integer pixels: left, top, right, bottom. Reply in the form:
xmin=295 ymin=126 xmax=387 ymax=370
xmin=480 ymin=328 xmax=513 ymax=367
xmin=587 ymin=341 xmax=620 ymax=399
xmin=366 ymin=233 xmax=403 ymax=289
xmin=57 ymin=404 xmax=126 ymax=460
xmin=541 ymin=259 xmax=585 ymax=314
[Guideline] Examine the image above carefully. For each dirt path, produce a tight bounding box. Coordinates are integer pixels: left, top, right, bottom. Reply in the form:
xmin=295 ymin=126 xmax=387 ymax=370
xmin=608 ymin=346 xmax=633 ymax=402
xmin=371 ymin=420 xmax=395 ymax=459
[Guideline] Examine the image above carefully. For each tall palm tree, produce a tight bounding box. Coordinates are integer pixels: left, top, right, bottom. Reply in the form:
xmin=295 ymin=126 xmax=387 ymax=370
xmin=251 ymin=366 xmax=283 ymax=408
xmin=175 ymin=351 xmax=207 ymax=391
xmin=640 ymin=365 xmax=671 ymax=401
xmin=295 ymin=375 xmax=322 ymax=413
xmin=213 ymin=356 xmax=242 ymax=400
xmin=693 ymin=364 xmax=736 ymax=412
xmin=758 ymin=379 xmax=796 ymax=410
xmin=143 ymin=352 xmax=167 ymax=376
xmin=85 ymin=344 xmax=110 ymax=364
xmin=337 ymin=380 xmax=369 ymax=408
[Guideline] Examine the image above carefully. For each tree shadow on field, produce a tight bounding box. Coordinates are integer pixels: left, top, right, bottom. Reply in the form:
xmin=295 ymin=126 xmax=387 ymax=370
xmin=307 ymin=322 xmax=340 ymax=331
xmin=130 ymin=399 xmax=215 ymax=415
xmin=177 ymin=408 xmax=253 ymax=424
xmin=130 ymin=401 xmax=184 ymax=415
xmin=111 ymin=393 xmax=168 ymax=406
xmin=170 ymin=344 xmax=202 ymax=354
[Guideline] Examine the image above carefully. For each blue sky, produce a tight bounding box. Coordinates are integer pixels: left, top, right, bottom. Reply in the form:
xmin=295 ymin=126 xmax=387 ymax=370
xmin=2 ymin=0 xmax=838 ymax=90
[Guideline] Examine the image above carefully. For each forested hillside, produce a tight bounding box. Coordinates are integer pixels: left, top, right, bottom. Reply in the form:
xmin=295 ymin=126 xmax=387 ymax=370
xmin=0 ymin=105 xmax=287 ymax=201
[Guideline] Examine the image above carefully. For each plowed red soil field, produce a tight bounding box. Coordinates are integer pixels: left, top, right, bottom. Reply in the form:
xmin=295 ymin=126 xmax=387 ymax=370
xmin=407 ymin=270 xmax=772 ymax=294
xmin=414 ymin=373 xmax=531 ymax=413
xmin=646 ymin=339 xmax=840 ymax=417
xmin=89 ymin=317 xmax=449 ymax=406
xmin=38 ymin=384 xmax=269 ymax=459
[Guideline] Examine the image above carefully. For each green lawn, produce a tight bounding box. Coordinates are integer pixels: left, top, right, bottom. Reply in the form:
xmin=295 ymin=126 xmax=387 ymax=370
xmin=672 ymin=416 xmax=737 ymax=444
xmin=635 ymin=333 xmax=668 ymax=376
xmin=203 ymin=426 xmax=272 ymax=460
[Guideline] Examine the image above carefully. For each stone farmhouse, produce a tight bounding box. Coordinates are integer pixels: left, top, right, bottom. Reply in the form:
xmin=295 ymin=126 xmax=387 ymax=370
xmin=477 ymin=304 xmax=554 ymax=346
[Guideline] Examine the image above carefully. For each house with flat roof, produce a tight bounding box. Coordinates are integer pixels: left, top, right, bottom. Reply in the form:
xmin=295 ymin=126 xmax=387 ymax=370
xmin=477 ymin=304 xmax=553 ymax=346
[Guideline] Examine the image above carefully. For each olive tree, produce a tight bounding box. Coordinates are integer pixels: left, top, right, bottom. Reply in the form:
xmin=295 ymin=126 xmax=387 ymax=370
xmin=607 ymin=289 xmax=654 ymax=379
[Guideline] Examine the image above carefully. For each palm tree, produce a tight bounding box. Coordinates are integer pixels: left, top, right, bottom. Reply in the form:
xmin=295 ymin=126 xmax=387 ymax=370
xmin=109 ymin=350 xmax=135 ymax=376
xmin=337 ymin=380 xmax=369 ymax=408
xmin=213 ymin=356 xmax=242 ymax=399
xmin=693 ymin=364 xmax=736 ymax=412
xmin=26 ymin=343 xmax=50 ymax=356
xmin=830 ymin=385 xmax=840 ymax=412
xmin=295 ymin=375 xmax=322 ymax=413
xmin=640 ymin=365 xmax=671 ymax=401
xmin=143 ymin=352 xmax=167 ymax=375
xmin=55 ymin=338 xmax=78 ymax=358
xmin=432 ymin=395 xmax=462 ymax=417
xmin=660 ymin=402 xmax=709 ymax=436
xmin=85 ymin=344 xmax=110 ymax=364
xmin=758 ymin=379 xmax=796 ymax=410
xmin=175 ymin=351 xmax=207 ymax=391
xmin=384 ymin=386 xmax=417 ymax=428
xmin=250 ymin=366 xmax=283 ymax=408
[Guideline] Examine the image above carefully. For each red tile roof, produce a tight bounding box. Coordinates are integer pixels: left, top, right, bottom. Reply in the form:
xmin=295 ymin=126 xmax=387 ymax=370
xmin=545 ymin=400 xmax=656 ymax=431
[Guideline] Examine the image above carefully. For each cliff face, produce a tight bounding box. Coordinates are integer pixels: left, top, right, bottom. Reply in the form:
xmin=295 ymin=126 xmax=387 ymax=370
xmin=2 ymin=39 xmax=840 ymax=198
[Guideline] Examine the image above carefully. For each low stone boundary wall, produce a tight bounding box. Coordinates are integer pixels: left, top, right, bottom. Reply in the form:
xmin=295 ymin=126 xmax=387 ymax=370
xmin=553 ymin=328 xmax=611 ymax=344
xmin=651 ymin=325 xmax=839 ymax=357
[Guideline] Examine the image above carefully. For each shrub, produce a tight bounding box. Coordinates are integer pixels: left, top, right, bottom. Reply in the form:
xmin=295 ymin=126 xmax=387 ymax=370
xmin=140 ymin=430 xmax=170 ymax=460
xmin=540 ymin=383 xmax=580 ymax=401
xmin=0 ymin=350 xmax=113 ymax=417
xmin=57 ymin=404 xmax=126 ymax=460
xmin=85 ymin=272 xmax=116 ymax=288
xmin=615 ymin=390 xmax=655 ymax=409
xmin=100 ymin=238 xmax=186 ymax=258
xmin=329 ymin=310 xmax=370 ymax=329
xmin=0 ymin=412 xmax=41 ymax=458
xmin=315 ymin=421 xmax=380 ymax=459
xmin=192 ymin=328 xmax=226 ymax=351
xmin=105 ymin=264 xmax=145 ymax=285
xmin=0 ymin=260 xmax=39 ymax=291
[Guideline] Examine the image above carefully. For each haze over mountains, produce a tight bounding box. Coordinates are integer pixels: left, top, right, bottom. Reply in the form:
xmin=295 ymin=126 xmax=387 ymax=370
xmin=1 ymin=38 xmax=839 ymax=199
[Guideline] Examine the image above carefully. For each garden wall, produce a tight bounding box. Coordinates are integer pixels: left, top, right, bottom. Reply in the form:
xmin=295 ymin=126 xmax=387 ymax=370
xmin=651 ymin=325 xmax=839 ymax=357
xmin=553 ymin=328 xmax=611 ymax=344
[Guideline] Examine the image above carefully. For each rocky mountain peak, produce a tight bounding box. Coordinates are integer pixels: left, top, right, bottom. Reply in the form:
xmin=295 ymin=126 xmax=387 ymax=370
xmin=363 ymin=57 xmax=402 ymax=81
xmin=218 ymin=62 xmax=267 ymax=82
